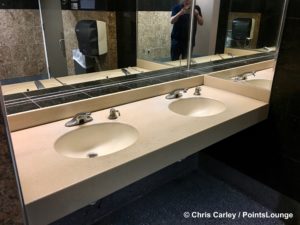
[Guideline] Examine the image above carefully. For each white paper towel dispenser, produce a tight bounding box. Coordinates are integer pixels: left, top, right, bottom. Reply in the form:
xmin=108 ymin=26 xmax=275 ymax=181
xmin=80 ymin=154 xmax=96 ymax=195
xmin=96 ymin=21 xmax=108 ymax=55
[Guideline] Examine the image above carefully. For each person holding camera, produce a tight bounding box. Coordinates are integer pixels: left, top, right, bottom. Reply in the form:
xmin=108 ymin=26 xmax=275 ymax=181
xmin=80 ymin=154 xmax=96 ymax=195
xmin=170 ymin=0 xmax=204 ymax=61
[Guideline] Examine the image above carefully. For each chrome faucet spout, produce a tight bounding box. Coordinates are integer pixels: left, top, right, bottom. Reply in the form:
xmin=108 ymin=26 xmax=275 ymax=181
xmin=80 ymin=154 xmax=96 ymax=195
xmin=233 ymin=71 xmax=256 ymax=81
xmin=166 ymin=88 xmax=189 ymax=99
xmin=65 ymin=112 xmax=93 ymax=127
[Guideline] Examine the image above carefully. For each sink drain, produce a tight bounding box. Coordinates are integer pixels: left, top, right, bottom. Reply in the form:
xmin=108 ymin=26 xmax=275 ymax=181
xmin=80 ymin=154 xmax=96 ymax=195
xmin=87 ymin=153 xmax=98 ymax=158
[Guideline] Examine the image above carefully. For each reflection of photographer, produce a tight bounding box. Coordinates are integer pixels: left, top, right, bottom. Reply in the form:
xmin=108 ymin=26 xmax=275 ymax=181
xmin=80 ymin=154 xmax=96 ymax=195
xmin=170 ymin=0 xmax=204 ymax=61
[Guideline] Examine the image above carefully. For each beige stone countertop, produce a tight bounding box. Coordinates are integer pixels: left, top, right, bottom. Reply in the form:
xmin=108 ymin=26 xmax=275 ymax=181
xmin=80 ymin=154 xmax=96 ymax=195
xmin=246 ymin=67 xmax=274 ymax=81
xmin=165 ymin=54 xmax=234 ymax=67
xmin=211 ymin=67 xmax=274 ymax=81
xmin=1 ymin=81 xmax=38 ymax=95
xmin=10 ymin=85 xmax=268 ymax=225
xmin=56 ymin=67 xmax=149 ymax=85
xmin=2 ymin=78 xmax=63 ymax=96
xmin=224 ymin=47 xmax=261 ymax=56
xmin=39 ymin=78 xmax=63 ymax=88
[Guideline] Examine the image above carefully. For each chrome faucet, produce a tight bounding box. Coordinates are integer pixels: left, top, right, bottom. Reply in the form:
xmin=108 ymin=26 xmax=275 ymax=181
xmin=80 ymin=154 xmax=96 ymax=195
xmin=166 ymin=88 xmax=189 ymax=99
xmin=233 ymin=71 xmax=256 ymax=81
xmin=65 ymin=112 xmax=93 ymax=127
xmin=108 ymin=108 xmax=120 ymax=120
xmin=194 ymin=86 xmax=201 ymax=96
xmin=227 ymin=53 xmax=234 ymax=58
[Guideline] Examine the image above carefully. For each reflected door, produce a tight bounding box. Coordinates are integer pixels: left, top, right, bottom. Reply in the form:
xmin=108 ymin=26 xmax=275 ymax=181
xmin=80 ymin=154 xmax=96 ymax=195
xmin=39 ymin=0 xmax=68 ymax=77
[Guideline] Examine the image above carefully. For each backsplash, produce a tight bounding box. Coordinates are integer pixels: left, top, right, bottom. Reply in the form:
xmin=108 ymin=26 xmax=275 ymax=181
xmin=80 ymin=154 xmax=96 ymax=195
xmin=62 ymin=10 xmax=118 ymax=75
xmin=0 ymin=9 xmax=46 ymax=80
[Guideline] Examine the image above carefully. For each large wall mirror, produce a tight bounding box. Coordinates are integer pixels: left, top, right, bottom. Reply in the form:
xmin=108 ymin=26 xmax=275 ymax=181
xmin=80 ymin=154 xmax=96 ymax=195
xmin=0 ymin=1 xmax=288 ymax=224
xmin=0 ymin=0 xmax=287 ymax=114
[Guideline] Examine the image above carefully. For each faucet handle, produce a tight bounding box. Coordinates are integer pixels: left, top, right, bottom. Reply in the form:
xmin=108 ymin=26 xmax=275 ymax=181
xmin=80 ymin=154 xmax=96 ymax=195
xmin=174 ymin=88 xmax=188 ymax=98
xmin=108 ymin=108 xmax=120 ymax=120
xmin=75 ymin=112 xmax=91 ymax=117
xmin=194 ymin=86 xmax=201 ymax=96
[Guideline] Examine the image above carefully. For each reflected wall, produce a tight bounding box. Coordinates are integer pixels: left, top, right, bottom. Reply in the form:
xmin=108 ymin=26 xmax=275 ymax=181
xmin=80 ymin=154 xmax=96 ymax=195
xmin=0 ymin=9 xmax=46 ymax=81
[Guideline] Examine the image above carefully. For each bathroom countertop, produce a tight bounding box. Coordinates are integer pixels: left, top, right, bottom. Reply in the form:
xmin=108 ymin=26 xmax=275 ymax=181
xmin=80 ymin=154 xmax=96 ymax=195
xmin=225 ymin=47 xmax=262 ymax=56
xmin=10 ymin=85 xmax=269 ymax=225
xmin=1 ymin=78 xmax=64 ymax=96
xmin=1 ymin=67 xmax=149 ymax=96
xmin=165 ymin=54 xmax=233 ymax=67
xmin=39 ymin=78 xmax=63 ymax=88
xmin=56 ymin=67 xmax=149 ymax=85
xmin=1 ymin=81 xmax=38 ymax=95
xmin=209 ymin=67 xmax=274 ymax=81
xmin=246 ymin=67 xmax=274 ymax=80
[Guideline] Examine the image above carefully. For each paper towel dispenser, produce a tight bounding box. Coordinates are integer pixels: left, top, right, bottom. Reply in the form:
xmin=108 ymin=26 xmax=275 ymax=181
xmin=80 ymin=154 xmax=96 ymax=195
xmin=75 ymin=20 xmax=108 ymax=56
xmin=232 ymin=18 xmax=252 ymax=41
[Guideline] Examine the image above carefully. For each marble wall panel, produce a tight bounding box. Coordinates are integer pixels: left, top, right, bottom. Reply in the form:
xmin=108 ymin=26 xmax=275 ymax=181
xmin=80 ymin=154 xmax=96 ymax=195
xmin=0 ymin=90 xmax=24 ymax=225
xmin=0 ymin=9 xmax=47 ymax=80
xmin=62 ymin=10 xmax=118 ymax=75
xmin=137 ymin=11 xmax=172 ymax=62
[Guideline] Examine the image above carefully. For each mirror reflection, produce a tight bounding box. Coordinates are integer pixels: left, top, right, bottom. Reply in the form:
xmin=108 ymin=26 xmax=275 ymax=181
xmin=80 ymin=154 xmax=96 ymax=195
xmin=0 ymin=0 xmax=285 ymax=97
xmin=1 ymin=0 xmax=142 ymax=95
xmin=150 ymin=0 xmax=284 ymax=67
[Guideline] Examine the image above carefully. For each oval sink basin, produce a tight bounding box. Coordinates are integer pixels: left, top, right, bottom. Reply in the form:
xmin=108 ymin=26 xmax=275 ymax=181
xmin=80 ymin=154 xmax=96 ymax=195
xmin=169 ymin=97 xmax=226 ymax=117
xmin=54 ymin=123 xmax=138 ymax=159
xmin=245 ymin=79 xmax=272 ymax=90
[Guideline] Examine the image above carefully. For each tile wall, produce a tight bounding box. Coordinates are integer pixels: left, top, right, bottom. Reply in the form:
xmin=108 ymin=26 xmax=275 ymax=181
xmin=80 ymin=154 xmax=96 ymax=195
xmin=137 ymin=11 xmax=172 ymax=62
xmin=0 ymin=10 xmax=46 ymax=80
xmin=0 ymin=89 xmax=24 ymax=225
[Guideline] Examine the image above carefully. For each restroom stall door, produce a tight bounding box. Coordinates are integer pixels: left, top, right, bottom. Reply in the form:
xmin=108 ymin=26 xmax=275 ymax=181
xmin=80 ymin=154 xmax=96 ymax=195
xmin=39 ymin=0 xmax=68 ymax=77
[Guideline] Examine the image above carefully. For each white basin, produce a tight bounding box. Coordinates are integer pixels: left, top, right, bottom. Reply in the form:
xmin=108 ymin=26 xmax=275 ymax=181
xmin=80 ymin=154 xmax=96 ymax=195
xmin=169 ymin=97 xmax=226 ymax=117
xmin=245 ymin=79 xmax=272 ymax=90
xmin=54 ymin=123 xmax=138 ymax=158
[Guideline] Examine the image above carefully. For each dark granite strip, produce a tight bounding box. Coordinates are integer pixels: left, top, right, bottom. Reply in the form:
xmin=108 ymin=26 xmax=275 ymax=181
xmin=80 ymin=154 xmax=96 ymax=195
xmin=34 ymin=92 xmax=90 ymax=108
xmin=5 ymin=101 xmax=40 ymax=115
xmin=68 ymin=75 xmax=138 ymax=89
xmin=122 ymin=78 xmax=162 ymax=89
xmin=84 ymin=84 xmax=131 ymax=97
xmin=24 ymin=85 xmax=76 ymax=99
xmin=4 ymin=93 xmax=27 ymax=102
xmin=4 ymin=53 xmax=276 ymax=115
xmin=154 ymin=73 xmax=190 ymax=83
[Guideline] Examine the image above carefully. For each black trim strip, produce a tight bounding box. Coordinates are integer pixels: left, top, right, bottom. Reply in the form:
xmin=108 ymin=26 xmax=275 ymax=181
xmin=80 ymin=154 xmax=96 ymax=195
xmin=137 ymin=0 xmax=178 ymax=11
xmin=0 ymin=0 xmax=39 ymax=9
